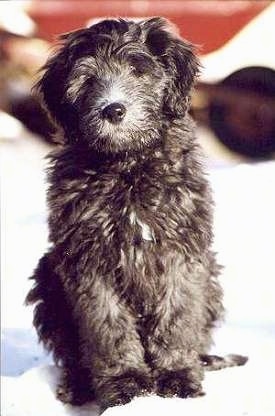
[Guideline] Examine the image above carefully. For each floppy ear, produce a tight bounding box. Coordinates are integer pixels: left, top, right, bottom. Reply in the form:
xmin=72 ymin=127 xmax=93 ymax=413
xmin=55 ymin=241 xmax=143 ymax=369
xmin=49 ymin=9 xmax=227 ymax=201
xmin=33 ymin=29 xmax=87 ymax=141
xmin=144 ymin=17 xmax=200 ymax=118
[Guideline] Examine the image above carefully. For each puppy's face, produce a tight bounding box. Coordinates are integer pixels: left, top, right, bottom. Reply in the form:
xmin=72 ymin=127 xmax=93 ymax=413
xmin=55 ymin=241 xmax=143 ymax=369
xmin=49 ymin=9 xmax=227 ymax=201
xmin=36 ymin=18 xmax=199 ymax=153
xmin=65 ymin=37 xmax=167 ymax=153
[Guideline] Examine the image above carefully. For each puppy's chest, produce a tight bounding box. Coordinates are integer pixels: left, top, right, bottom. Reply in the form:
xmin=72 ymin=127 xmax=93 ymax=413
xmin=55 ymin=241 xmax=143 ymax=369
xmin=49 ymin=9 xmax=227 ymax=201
xmin=84 ymin=175 xmax=183 ymax=246
xmin=127 ymin=210 xmax=155 ymax=243
xmin=75 ymin=184 xmax=160 ymax=244
xmin=61 ymin=168 xmax=190 ymax=248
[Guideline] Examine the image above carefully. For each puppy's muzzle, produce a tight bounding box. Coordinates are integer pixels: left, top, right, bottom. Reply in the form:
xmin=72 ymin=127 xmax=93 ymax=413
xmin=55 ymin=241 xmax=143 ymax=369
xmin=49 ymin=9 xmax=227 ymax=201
xmin=102 ymin=103 xmax=126 ymax=124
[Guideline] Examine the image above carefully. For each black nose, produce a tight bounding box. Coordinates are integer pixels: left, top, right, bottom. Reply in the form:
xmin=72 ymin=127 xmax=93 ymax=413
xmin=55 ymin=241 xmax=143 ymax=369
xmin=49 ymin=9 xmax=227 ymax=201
xmin=102 ymin=103 xmax=126 ymax=124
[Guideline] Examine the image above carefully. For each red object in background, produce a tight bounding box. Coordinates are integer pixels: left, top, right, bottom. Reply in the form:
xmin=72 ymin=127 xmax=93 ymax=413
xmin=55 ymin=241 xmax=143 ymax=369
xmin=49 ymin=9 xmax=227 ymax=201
xmin=28 ymin=0 xmax=269 ymax=54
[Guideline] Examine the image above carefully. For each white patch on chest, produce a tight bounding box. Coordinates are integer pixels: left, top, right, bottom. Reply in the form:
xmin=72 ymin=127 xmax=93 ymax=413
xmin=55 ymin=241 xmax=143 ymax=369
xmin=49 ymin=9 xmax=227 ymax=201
xmin=129 ymin=211 xmax=154 ymax=242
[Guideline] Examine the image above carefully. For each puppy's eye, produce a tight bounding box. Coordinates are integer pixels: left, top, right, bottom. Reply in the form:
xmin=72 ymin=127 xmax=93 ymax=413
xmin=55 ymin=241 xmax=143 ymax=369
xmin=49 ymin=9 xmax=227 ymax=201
xmin=128 ymin=54 xmax=154 ymax=77
xmin=85 ymin=76 xmax=97 ymax=87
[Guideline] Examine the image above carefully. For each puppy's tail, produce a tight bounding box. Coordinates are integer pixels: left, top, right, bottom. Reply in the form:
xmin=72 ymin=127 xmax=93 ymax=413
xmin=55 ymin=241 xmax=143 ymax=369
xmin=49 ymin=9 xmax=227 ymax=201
xmin=200 ymin=354 xmax=248 ymax=371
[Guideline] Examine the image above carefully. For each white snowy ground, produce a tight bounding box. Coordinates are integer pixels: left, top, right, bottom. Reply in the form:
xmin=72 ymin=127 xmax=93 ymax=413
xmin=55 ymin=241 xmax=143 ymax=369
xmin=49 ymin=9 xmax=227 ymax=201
xmin=1 ymin=112 xmax=275 ymax=416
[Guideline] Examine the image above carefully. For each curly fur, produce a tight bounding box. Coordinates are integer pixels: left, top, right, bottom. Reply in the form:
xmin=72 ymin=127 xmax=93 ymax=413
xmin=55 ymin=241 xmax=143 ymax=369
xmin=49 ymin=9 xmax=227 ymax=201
xmin=26 ymin=17 xmax=246 ymax=411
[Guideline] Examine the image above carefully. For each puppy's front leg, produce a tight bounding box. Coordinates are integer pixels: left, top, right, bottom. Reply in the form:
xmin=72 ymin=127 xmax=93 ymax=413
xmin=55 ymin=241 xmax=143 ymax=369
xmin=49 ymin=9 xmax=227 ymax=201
xmin=147 ymin=316 xmax=204 ymax=399
xmin=74 ymin=283 xmax=152 ymax=409
xmin=145 ymin=260 xmax=205 ymax=399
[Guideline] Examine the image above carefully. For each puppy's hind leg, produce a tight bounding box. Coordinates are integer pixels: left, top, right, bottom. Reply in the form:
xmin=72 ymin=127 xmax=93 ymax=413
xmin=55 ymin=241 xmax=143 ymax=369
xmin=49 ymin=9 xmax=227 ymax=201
xmin=26 ymin=252 xmax=95 ymax=405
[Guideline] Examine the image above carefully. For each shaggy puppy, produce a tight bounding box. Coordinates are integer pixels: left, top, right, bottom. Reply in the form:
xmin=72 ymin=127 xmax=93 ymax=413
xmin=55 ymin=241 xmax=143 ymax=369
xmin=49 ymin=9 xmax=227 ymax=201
xmin=26 ymin=17 xmax=247 ymax=410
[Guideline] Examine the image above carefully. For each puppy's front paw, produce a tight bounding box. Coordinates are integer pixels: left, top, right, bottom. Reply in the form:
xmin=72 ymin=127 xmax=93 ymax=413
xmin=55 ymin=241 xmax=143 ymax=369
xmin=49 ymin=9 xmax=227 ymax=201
xmin=156 ymin=369 xmax=204 ymax=399
xmin=97 ymin=370 xmax=153 ymax=410
xmin=56 ymin=382 xmax=94 ymax=406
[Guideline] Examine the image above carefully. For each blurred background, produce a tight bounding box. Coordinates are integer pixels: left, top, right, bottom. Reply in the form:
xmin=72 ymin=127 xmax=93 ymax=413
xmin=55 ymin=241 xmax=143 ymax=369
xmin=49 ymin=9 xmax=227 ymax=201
xmin=1 ymin=2 xmax=275 ymax=415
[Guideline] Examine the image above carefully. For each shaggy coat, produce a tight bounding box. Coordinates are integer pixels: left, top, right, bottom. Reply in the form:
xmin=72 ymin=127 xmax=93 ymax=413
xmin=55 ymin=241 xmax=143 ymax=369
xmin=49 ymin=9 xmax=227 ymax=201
xmin=26 ymin=18 xmax=243 ymax=410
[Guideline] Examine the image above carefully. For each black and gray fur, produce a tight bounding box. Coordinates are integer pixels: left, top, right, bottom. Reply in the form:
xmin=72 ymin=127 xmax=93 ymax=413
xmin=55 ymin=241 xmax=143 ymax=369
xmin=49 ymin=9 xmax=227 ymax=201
xmin=26 ymin=17 xmax=247 ymax=411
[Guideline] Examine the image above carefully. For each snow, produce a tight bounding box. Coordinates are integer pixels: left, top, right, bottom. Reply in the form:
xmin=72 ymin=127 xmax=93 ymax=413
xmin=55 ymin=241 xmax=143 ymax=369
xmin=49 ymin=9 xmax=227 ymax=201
xmin=2 ymin=366 xmax=100 ymax=416
xmin=1 ymin=111 xmax=275 ymax=415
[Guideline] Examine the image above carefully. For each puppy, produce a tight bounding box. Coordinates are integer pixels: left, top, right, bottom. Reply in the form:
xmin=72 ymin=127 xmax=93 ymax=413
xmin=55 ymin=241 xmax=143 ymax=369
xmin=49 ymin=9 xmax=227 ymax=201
xmin=26 ymin=18 xmax=247 ymax=410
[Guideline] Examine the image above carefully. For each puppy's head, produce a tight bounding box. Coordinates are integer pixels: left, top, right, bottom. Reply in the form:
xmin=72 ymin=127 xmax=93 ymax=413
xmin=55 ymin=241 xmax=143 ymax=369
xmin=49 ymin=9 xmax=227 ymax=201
xmin=36 ymin=17 xmax=199 ymax=153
